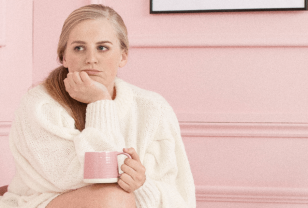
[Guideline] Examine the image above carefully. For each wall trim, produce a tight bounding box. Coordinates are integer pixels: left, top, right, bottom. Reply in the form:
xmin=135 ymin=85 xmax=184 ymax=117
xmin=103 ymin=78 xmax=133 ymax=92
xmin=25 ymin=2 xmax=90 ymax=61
xmin=196 ymin=185 xmax=308 ymax=204
xmin=180 ymin=122 xmax=308 ymax=138
xmin=129 ymin=34 xmax=308 ymax=48
xmin=2 ymin=121 xmax=308 ymax=138
xmin=0 ymin=121 xmax=11 ymax=136
xmin=177 ymin=113 xmax=308 ymax=123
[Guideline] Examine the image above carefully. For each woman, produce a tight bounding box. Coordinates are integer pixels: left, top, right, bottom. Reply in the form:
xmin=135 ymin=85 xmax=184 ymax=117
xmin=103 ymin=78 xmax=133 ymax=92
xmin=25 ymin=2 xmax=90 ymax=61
xmin=0 ymin=4 xmax=196 ymax=208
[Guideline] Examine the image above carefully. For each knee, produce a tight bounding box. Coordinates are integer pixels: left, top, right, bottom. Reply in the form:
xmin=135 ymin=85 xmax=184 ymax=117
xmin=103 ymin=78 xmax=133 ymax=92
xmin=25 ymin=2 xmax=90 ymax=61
xmin=91 ymin=184 xmax=136 ymax=208
xmin=47 ymin=184 xmax=136 ymax=208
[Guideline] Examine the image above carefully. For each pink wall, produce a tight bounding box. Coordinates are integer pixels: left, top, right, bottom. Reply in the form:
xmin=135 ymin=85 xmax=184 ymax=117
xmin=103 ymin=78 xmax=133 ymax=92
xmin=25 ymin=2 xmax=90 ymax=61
xmin=0 ymin=0 xmax=32 ymax=121
xmin=1 ymin=0 xmax=308 ymax=207
xmin=0 ymin=0 xmax=32 ymax=187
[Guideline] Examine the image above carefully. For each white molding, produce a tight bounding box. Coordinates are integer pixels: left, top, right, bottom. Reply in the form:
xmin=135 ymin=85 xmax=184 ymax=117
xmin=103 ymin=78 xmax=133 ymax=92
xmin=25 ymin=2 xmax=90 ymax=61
xmin=0 ymin=121 xmax=11 ymax=136
xmin=196 ymin=185 xmax=308 ymax=204
xmin=180 ymin=122 xmax=308 ymax=138
xmin=0 ymin=0 xmax=6 ymax=47
xmin=177 ymin=112 xmax=308 ymax=124
xmin=129 ymin=34 xmax=308 ymax=48
xmin=2 ymin=121 xmax=308 ymax=138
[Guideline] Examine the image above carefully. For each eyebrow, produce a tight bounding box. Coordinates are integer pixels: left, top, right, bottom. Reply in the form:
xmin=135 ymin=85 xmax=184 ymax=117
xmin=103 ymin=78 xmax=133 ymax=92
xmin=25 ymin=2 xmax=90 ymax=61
xmin=71 ymin=40 xmax=113 ymax=45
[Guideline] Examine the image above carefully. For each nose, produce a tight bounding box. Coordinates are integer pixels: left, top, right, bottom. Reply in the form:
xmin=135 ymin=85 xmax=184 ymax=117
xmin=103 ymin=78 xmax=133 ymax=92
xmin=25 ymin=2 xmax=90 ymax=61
xmin=85 ymin=49 xmax=98 ymax=65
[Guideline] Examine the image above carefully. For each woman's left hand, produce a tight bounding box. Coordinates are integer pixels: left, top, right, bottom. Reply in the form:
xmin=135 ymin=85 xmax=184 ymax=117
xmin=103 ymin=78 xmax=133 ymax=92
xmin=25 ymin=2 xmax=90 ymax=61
xmin=118 ymin=147 xmax=146 ymax=193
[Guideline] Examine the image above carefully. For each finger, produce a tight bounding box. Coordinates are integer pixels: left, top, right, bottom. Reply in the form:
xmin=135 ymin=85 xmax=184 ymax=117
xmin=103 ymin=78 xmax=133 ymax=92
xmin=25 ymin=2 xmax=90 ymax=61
xmin=121 ymin=163 xmax=137 ymax=179
xmin=118 ymin=177 xmax=130 ymax=192
xmin=124 ymin=158 xmax=143 ymax=172
xmin=120 ymin=172 xmax=142 ymax=192
xmin=72 ymin=71 xmax=83 ymax=85
xmin=79 ymin=71 xmax=92 ymax=85
xmin=63 ymin=78 xmax=71 ymax=91
xmin=66 ymin=73 xmax=76 ymax=88
xmin=123 ymin=147 xmax=141 ymax=163
xmin=123 ymin=160 xmax=146 ymax=186
xmin=118 ymin=175 xmax=134 ymax=193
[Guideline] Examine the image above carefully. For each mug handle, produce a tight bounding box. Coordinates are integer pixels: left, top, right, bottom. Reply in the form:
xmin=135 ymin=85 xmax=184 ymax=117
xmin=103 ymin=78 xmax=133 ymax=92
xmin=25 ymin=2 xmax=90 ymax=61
xmin=117 ymin=152 xmax=132 ymax=177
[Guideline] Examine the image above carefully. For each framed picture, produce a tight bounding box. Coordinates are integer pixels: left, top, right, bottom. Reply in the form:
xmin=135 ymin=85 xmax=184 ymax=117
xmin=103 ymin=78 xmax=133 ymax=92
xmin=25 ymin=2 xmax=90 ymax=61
xmin=150 ymin=0 xmax=307 ymax=13
xmin=0 ymin=0 xmax=5 ymax=47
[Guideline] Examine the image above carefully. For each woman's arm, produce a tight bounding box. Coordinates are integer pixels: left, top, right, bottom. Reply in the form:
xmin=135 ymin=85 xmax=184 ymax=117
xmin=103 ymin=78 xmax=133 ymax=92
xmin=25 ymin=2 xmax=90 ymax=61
xmin=133 ymin=100 xmax=196 ymax=208
xmin=9 ymin=88 xmax=126 ymax=192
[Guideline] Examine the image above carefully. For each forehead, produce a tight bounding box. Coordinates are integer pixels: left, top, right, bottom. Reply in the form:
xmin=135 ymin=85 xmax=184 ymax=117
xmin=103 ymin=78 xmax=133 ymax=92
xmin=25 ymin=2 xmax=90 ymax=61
xmin=68 ymin=18 xmax=118 ymax=42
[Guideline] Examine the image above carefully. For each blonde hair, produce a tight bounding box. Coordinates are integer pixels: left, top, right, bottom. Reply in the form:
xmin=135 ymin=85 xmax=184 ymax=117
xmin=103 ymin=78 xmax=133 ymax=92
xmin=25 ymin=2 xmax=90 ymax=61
xmin=58 ymin=4 xmax=129 ymax=63
xmin=42 ymin=4 xmax=129 ymax=131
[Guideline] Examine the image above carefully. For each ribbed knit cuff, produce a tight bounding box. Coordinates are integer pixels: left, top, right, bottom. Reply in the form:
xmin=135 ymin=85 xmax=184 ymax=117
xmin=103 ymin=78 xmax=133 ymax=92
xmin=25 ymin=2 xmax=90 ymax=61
xmin=85 ymin=100 xmax=120 ymax=133
xmin=134 ymin=177 xmax=160 ymax=208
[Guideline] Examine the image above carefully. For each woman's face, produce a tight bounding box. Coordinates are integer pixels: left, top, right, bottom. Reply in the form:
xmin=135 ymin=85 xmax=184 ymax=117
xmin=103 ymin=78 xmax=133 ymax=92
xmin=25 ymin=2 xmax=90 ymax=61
xmin=63 ymin=18 xmax=127 ymax=94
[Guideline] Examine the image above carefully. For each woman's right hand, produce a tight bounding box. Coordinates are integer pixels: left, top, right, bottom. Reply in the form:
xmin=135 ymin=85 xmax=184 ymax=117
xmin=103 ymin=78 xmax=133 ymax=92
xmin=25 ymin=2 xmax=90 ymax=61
xmin=64 ymin=71 xmax=111 ymax=104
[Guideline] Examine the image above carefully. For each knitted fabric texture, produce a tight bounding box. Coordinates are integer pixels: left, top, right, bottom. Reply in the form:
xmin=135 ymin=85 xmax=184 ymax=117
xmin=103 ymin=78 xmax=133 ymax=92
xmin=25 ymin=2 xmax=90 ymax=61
xmin=0 ymin=78 xmax=196 ymax=208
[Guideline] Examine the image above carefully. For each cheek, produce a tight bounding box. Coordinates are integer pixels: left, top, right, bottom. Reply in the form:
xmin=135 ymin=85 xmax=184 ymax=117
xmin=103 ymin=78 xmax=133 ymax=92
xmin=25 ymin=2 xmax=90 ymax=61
xmin=66 ymin=55 xmax=82 ymax=70
xmin=103 ymin=56 xmax=120 ymax=73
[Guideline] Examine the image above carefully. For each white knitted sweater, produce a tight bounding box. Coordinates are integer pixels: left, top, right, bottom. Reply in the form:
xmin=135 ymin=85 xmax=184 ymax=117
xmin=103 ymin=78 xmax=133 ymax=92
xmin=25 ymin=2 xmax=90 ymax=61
xmin=0 ymin=78 xmax=196 ymax=208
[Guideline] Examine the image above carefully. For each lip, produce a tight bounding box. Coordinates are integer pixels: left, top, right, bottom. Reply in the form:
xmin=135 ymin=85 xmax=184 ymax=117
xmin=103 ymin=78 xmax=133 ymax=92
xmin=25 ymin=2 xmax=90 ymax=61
xmin=82 ymin=69 xmax=101 ymax=75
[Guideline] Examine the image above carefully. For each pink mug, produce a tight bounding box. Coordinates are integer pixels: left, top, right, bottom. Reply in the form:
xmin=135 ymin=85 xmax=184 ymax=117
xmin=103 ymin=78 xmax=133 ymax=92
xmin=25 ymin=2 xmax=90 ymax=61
xmin=84 ymin=151 xmax=131 ymax=183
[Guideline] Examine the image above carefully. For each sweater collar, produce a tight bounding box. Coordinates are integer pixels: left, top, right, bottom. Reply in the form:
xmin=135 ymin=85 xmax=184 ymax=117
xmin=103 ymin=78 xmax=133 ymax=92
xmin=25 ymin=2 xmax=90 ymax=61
xmin=113 ymin=77 xmax=134 ymax=119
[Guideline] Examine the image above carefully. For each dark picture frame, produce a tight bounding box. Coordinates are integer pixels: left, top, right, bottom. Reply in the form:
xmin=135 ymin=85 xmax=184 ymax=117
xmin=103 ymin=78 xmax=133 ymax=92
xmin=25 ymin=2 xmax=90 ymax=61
xmin=150 ymin=0 xmax=307 ymax=14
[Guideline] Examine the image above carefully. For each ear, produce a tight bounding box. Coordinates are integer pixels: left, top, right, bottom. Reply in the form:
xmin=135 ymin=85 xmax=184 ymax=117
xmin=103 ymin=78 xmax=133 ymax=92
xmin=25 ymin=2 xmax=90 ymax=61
xmin=119 ymin=51 xmax=128 ymax=68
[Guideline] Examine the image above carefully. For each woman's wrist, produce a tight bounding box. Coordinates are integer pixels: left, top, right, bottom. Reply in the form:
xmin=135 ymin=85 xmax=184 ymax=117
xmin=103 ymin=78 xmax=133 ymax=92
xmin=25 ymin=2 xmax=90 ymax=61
xmin=91 ymin=95 xmax=112 ymax=103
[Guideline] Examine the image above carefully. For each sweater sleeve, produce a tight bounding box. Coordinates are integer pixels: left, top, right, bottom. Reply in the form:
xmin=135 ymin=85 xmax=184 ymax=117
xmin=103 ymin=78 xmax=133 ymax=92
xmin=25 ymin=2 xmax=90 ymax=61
xmin=133 ymin=100 xmax=196 ymax=208
xmin=9 ymin=89 xmax=125 ymax=192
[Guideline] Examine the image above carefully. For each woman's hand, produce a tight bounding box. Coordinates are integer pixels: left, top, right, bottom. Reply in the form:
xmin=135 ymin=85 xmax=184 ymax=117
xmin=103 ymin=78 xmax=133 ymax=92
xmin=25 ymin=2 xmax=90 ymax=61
xmin=118 ymin=147 xmax=146 ymax=193
xmin=64 ymin=71 xmax=111 ymax=103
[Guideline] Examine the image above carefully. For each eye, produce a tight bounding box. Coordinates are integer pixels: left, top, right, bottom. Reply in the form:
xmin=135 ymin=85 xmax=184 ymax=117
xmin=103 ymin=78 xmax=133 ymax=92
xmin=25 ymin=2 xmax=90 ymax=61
xmin=98 ymin=46 xmax=108 ymax=51
xmin=74 ymin=46 xmax=84 ymax=51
